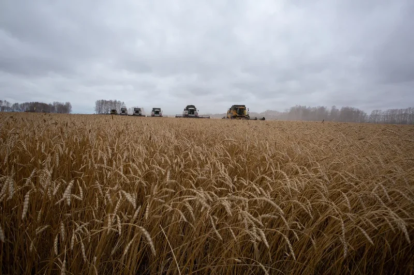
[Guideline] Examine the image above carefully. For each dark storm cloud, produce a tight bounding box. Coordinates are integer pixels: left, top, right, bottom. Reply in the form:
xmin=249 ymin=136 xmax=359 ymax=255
xmin=0 ymin=0 xmax=413 ymax=114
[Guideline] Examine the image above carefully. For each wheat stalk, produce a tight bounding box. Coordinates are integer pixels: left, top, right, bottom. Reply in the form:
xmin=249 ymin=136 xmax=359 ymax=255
xmin=63 ymin=180 xmax=74 ymax=206
xmin=22 ymin=190 xmax=31 ymax=220
xmin=35 ymin=225 xmax=49 ymax=235
xmin=138 ymin=226 xmax=156 ymax=256
xmin=160 ymin=225 xmax=181 ymax=275
xmin=60 ymin=222 xmax=66 ymax=242
xmin=116 ymin=215 xmax=122 ymax=236
xmin=80 ymin=239 xmax=87 ymax=262
xmin=54 ymin=234 xmax=59 ymax=255
xmin=7 ymin=177 xmax=14 ymax=200
xmin=123 ymin=235 xmax=136 ymax=258
xmin=0 ymin=224 xmax=4 ymax=242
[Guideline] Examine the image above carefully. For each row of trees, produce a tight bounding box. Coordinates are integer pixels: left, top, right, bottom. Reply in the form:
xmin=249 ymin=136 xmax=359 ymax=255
xmin=281 ymin=106 xmax=367 ymax=123
xmin=95 ymin=100 xmax=126 ymax=114
xmin=368 ymin=108 xmax=414 ymax=124
xmin=0 ymin=100 xmax=72 ymax=113
xmin=278 ymin=106 xmax=414 ymax=124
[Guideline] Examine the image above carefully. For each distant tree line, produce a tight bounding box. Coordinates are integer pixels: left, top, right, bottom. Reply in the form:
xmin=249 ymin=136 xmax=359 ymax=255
xmin=368 ymin=108 xmax=414 ymax=124
xmin=0 ymin=100 xmax=72 ymax=113
xmin=279 ymin=106 xmax=414 ymax=124
xmin=95 ymin=100 xmax=126 ymax=114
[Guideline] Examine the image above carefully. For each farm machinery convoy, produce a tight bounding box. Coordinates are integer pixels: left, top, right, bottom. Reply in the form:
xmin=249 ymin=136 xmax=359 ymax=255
xmin=107 ymin=104 xmax=265 ymax=120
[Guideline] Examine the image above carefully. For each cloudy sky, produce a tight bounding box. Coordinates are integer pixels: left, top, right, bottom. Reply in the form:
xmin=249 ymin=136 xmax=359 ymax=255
xmin=0 ymin=0 xmax=413 ymax=114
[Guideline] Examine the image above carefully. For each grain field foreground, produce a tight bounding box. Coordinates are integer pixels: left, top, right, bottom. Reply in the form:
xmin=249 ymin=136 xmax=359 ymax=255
xmin=1 ymin=113 xmax=414 ymax=274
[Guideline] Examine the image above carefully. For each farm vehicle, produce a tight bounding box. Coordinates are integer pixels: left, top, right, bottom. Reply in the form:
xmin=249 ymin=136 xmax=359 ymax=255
xmin=132 ymin=107 xmax=146 ymax=117
xmin=175 ymin=105 xmax=210 ymax=119
xmin=224 ymin=105 xmax=265 ymax=120
xmin=151 ymin=108 xmax=163 ymax=117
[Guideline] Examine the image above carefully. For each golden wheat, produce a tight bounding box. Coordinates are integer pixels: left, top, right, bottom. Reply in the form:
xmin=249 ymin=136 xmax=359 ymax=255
xmin=0 ymin=113 xmax=413 ymax=274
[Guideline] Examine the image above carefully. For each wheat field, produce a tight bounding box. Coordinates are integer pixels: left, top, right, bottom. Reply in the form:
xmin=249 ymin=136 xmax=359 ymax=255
xmin=1 ymin=113 xmax=413 ymax=274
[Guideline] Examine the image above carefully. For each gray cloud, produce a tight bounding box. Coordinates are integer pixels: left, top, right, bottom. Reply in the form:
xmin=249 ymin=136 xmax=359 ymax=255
xmin=0 ymin=0 xmax=413 ymax=114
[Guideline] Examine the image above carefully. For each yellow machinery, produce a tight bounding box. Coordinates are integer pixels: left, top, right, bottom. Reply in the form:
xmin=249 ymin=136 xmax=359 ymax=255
xmin=225 ymin=105 xmax=265 ymax=120
xmin=226 ymin=105 xmax=250 ymax=119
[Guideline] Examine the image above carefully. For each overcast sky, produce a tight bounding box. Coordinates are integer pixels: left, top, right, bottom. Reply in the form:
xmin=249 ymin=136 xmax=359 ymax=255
xmin=0 ymin=0 xmax=413 ymax=114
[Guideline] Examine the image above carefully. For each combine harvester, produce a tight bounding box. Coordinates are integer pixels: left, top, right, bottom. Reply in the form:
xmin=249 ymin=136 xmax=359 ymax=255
xmin=175 ymin=105 xmax=210 ymax=119
xmin=224 ymin=105 xmax=265 ymax=120
xmin=120 ymin=107 xmax=128 ymax=115
xmin=110 ymin=109 xmax=118 ymax=115
xmin=132 ymin=107 xmax=146 ymax=117
xmin=151 ymin=107 xmax=163 ymax=117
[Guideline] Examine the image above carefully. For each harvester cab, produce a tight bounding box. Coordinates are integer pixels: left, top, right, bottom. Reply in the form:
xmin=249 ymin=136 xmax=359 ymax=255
xmin=151 ymin=108 xmax=163 ymax=117
xmin=175 ymin=105 xmax=210 ymax=118
xmin=185 ymin=105 xmax=198 ymax=116
xmin=120 ymin=107 xmax=128 ymax=115
xmin=133 ymin=107 xmax=145 ymax=117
